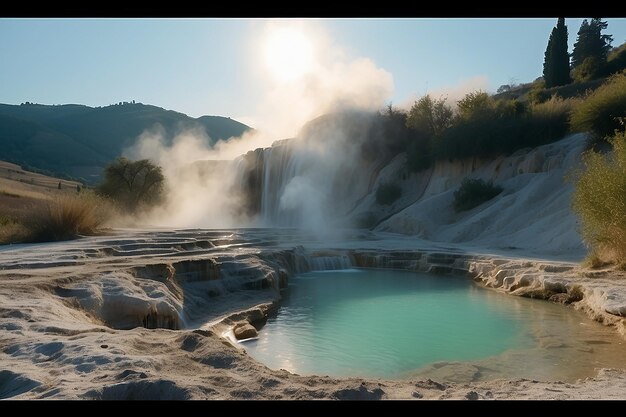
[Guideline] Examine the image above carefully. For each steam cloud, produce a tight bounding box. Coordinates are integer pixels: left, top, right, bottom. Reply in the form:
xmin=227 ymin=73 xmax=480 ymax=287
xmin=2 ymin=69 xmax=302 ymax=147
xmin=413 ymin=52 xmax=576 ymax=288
xmin=123 ymin=20 xmax=394 ymax=229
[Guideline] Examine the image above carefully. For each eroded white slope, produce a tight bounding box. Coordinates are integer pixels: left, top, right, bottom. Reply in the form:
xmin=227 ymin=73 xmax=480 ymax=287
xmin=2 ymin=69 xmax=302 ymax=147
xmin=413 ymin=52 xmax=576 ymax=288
xmin=374 ymin=134 xmax=587 ymax=260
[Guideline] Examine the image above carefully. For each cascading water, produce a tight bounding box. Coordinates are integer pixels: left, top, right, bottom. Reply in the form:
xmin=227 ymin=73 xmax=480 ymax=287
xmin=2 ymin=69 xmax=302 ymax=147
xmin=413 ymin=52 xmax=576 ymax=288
xmin=234 ymin=111 xmax=390 ymax=229
xmin=308 ymin=254 xmax=353 ymax=270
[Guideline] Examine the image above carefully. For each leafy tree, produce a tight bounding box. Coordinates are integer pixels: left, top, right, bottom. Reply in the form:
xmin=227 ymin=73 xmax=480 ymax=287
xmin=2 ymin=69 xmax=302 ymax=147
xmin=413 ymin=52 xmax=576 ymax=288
xmin=97 ymin=157 xmax=165 ymax=212
xmin=379 ymin=104 xmax=412 ymax=153
xmin=497 ymin=84 xmax=511 ymax=94
xmin=406 ymin=95 xmax=453 ymax=138
xmin=543 ymin=18 xmax=571 ymax=88
xmin=572 ymin=18 xmax=613 ymax=72
xmin=457 ymin=91 xmax=492 ymax=120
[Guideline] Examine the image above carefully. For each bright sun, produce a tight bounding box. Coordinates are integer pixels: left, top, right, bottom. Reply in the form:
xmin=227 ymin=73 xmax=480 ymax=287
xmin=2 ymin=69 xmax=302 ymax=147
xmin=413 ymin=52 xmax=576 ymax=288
xmin=263 ymin=27 xmax=315 ymax=82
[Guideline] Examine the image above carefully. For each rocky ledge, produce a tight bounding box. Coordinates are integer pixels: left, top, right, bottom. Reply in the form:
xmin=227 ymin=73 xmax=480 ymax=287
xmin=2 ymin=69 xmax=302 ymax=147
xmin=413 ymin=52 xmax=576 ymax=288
xmin=1 ymin=229 xmax=625 ymax=399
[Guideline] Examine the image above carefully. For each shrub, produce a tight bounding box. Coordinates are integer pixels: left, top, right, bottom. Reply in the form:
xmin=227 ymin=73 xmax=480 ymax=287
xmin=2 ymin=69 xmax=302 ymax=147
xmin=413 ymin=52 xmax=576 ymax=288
xmin=606 ymin=42 xmax=626 ymax=75
xmin=376 ymin=183 xmax=402 ymax=206
xmin=433 ymin=96 xmax=575 ymax=161
xmin=572 ymin=56 xmax=603 ymax=82
xmin=457 ymin=91 xmax=492 ymax=120
xmin=453 ymin=178 xmax=503 ymax=212
xmin=406 ymin=137 xmax=432 ymax=172
xmin=571 ymin=131 xmax=626 ymax=264
xmin=406 ymin=95 xmax=453 ymax=138
xmin=22 ymin=193 xmax=111 ymax=242
xmin=528 ymin=79 xmax=547 ymax=104
xmin=570 ymin=73 xmax=626 ymax=146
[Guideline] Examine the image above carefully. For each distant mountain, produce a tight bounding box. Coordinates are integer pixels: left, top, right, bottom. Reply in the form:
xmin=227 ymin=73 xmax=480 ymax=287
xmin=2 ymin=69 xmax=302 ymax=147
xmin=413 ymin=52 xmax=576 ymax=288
xmin=0 ymin=102 xmax=251 ymax=184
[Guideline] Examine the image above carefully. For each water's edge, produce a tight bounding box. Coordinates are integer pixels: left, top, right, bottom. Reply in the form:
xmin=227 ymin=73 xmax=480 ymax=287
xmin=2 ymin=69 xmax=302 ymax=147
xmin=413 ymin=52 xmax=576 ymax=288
xmin=2 ymin=230 xmax=626 ymax=399
xmin=215 ymin=247 xmax=626 ymax=343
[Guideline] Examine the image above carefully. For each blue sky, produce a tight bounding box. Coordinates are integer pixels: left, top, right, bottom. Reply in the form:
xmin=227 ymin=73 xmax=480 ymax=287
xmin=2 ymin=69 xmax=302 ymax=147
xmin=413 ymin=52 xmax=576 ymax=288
xmin=1 ymin=18 xmax=625 ymax=125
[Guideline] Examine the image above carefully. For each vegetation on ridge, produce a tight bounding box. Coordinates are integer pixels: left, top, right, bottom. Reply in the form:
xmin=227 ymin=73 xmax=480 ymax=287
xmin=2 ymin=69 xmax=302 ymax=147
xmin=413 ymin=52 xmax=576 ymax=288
xmin=570 ymin=73 xmax=626 ymax=148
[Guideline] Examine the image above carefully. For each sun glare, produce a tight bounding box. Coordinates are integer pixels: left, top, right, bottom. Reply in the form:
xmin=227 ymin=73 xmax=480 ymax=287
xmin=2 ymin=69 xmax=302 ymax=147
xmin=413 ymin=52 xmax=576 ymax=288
xmin=263 ymin=27 xmax=315 ymax=83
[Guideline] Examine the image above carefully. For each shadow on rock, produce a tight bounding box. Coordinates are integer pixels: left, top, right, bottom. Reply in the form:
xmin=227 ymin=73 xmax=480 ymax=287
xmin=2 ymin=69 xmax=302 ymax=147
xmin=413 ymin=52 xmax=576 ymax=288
xmin=82 ymin=379 xmax=191 ymax=400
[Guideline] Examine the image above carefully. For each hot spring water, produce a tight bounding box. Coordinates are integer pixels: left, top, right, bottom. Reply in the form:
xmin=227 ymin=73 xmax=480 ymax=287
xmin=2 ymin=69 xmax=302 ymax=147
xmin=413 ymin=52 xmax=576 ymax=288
xmin=243 ymin=269 xmax=626 ymax=382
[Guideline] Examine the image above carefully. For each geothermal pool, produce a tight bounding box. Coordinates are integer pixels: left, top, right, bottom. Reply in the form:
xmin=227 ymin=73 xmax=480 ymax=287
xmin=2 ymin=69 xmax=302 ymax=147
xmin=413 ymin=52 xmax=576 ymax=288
xmin=243 ymin=269 xmax=626 ymax=382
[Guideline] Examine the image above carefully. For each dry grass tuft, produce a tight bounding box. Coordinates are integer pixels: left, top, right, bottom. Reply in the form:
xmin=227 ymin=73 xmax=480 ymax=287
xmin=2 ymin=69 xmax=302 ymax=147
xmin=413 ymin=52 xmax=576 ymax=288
xmin=0 ymin=192 xmax=112 ymax=244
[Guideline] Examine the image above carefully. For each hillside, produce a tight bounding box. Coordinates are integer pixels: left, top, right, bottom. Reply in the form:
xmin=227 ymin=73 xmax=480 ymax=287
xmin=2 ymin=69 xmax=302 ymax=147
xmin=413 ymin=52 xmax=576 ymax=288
xmin=344 ymin=133 xmax=587 ymax=261
xmin=0 ymin=103 xmax=251 ymax=184
xmin=0 ymin=160 xmax=82 ymax=221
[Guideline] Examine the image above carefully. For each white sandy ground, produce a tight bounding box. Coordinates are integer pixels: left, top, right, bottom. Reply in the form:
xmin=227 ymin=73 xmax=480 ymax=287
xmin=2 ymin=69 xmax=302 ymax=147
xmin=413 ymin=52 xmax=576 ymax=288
xmin=1 ymin=134 xmax=626 ymax=400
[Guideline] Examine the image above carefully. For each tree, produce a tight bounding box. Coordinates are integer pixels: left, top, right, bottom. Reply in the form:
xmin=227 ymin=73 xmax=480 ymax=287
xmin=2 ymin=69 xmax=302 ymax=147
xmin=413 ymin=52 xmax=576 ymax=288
xmin=572 ymin=18 xmax=613 ymax=71
xmin=97 ymin=157 xmax=165 ymax=212
xmin=543 ymin=18 xmax=571 ymax=88
xmin=406 ymin=95 xmax=453 ymax=138
xmin=457 ymin=91 xmax=492 ymax=120
xmin=379 ymin=103 xmax=412 ymax=153
xmin=497 ymin=84 xmax=511 ymax=94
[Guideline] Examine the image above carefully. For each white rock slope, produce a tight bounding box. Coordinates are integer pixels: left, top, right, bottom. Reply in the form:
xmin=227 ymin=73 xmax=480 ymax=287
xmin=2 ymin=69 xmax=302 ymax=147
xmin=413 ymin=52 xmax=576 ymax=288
xmin=372 ymin=134 xmax=587 ymax=260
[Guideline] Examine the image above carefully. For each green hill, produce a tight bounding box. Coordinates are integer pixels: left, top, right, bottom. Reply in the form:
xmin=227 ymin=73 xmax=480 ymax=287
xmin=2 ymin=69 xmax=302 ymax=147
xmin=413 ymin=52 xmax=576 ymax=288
xmin=0 ymin=102 xmax=251 ymax=184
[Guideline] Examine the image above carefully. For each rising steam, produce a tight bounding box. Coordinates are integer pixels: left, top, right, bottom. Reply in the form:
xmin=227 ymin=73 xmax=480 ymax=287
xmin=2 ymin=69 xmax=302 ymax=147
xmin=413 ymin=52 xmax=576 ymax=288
xmin=123 ymin=20 xmax=395 ymax=229
xmin=122 ymin=23 xmax=496 ymax=232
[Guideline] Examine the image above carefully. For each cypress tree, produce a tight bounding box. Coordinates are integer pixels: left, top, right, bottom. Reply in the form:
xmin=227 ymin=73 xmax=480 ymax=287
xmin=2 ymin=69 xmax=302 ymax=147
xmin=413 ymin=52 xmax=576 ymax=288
xmin=543 ymin=18 xmax=571 ymax=88
xmin=572 ymin=19 xmax=591 ymax=68
xmin=588 ymin=18 xmax=613 ymax=65
xmin=572 ymin=18 xmax=613 ymax=68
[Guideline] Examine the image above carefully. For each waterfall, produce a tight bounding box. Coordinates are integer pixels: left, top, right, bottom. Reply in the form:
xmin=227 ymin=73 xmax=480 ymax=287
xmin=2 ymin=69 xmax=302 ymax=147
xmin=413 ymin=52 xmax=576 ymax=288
xmin=308 ymin=255 xmax=353 ymax=271
xmin=233 ymin=111 xmax=388 ymax=228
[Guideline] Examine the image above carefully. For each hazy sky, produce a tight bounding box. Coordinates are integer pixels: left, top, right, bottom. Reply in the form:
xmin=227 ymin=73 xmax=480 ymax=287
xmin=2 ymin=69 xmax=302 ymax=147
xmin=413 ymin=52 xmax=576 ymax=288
xmin=1 ymin=18 xmax=625 ymax=127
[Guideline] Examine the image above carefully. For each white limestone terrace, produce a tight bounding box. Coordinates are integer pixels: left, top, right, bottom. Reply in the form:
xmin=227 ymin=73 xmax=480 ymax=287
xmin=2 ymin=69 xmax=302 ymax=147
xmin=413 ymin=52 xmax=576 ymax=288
xmin=1 ymin=134 xmax=626 ymax=399
xmin=1 ymin=227 xmax=626 ymax=400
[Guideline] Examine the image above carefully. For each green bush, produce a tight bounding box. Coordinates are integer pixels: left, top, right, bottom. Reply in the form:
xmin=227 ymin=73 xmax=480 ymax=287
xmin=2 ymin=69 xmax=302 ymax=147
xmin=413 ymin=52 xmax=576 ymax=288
xmin=406 ymin=95 xmax=453 ymax=137
xmin=605 ymin=42 xmax=626 ymax=75
xmin=453 ymin=178 xmax=503 ymax=212
xmin=457 ymin=90 xmax=492 ymax=120
xmin=528 ymin=78 xmax=604 ymax=104
xmin=570 ymin=73 xmax=626 ymax=146
xmin=406 ymin=137 xmax=432 ymax=172
xmin=571 ymin=131 xmax=626 ymax=265
xmin=376 ymin=183 xmax=402 ymax=205
xmin=527 ymin=79 xmax=547 ymax=104
xmin=434 ymin=96 xmax=575 ymax=160
xmin=572 ymin=56 xmax=603 ymax=82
